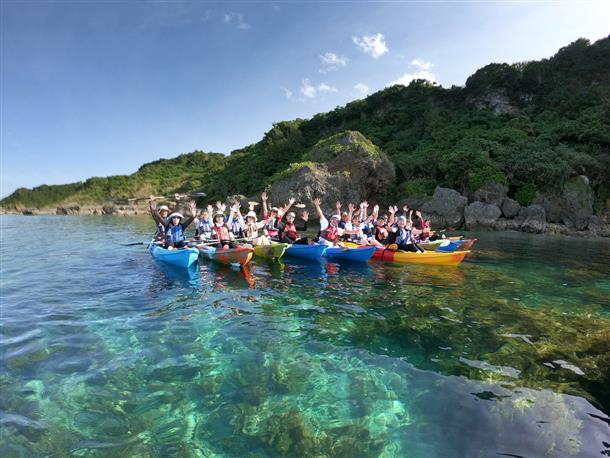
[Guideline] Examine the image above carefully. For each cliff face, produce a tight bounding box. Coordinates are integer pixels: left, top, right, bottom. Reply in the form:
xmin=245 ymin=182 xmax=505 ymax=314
xmin=3 ymin=37 xmax=609 ymax=236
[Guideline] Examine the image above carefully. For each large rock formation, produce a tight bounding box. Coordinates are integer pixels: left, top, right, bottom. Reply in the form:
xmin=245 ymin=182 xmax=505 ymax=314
xmin=473 ymin=182 xmax=508 ymax=207
xmin=517 ymin=205 xmax=547 ymax=233
xmin=501 ymin=198 xmax=521 ymax=219
xmin=421 ymin=187 xmax=468 ymax=228
xmin=464 ymin=202 xmax=502 ymax=230
xmin=267 ymin=131 xmax=395 ymax=213
xmin=533 ymin=176 xmax=594 ymax=230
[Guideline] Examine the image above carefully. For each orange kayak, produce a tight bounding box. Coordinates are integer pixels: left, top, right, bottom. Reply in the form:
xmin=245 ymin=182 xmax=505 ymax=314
xmin=197 ymin=245 xmax=254 ymax=267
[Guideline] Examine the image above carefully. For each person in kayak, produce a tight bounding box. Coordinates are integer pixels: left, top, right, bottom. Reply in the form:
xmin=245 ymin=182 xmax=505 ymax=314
xmin=345 ymin=213 xmax=384 ymax=247
xmin=149 ymin=201 xmax=171 ymax=241
xmin=164 ymin=201 xmax=197 ymax=250
xmin=242 ymin=210 xmax=270 ymax=246
xmin=334 ymin=201 xmax=353 ymax=230
xmin=226 ymin=203 xmax=244 ymax=239
xmin=193 ymin=205 xmax=214 ymax=240
xmin=261 ymin=192 xmax=295 ymax=240
xmin=210 ymin=212 xmax=236 ymax=249
xmin=387 ymin=215 xmax=425 ymax=252
xmin=374 ymin=215 xmax=390 ymax=244
xmin=313 ymin=197 xmax=352 ymax=246
xmin=278 ymin=210 xmax=309 ymax=244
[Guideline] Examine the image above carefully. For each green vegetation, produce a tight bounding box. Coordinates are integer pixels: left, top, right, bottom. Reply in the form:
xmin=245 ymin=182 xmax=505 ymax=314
xmin=2 ymin=37 xmax=609 ymax=210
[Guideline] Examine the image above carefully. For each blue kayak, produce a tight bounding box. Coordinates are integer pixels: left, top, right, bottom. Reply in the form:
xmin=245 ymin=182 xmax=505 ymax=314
xmin=435 ymin=240 xmax=465 ymax=253
xmin=284 ymin=243 xmax=327 ymax=260
xmin=148 ymin=242 xmax=199 ymax=268
xmin=324 ymin=245 xmax=376 ymax=262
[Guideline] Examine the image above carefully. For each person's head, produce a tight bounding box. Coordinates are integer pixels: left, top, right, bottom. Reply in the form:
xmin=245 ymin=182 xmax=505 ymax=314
xmin=397 ymin=216 xmax=407 ymax=227
xmin=341 ymin=211 xmax=349 ymax=222
xmin=270 ymin=207 xmax=279 ymax=218
xmin=286 ymin=212 xmax=296 ymax=222
xmin=425 ymin=219 xmax=431 ymax=228
xmin=159 ymin=205 xmax=170 ymax=219
xmin=330 ymin=214 xmax=340 ymax=227
xmin=352 ymin=214 xmax=360 ymax=225
xmin=232 ymin=208 xmax=240 ymax=216
xmin=214 ymin=213 xmax=225 ymax=225
xmin=246 ymin=211 xmax=257 ymax=223
xmin=168 ymin=212 xmax=183 ymax=226
xmin=377 ymin=216 xmax=387 ymax=226
xmin=199 ymin=209 xmax=209 ymax=219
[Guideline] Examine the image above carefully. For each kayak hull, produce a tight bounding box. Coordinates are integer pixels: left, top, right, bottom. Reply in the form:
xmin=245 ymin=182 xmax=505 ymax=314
xmin=253 ymin=243 xmax=287 ymax=261
xmin=148 ymin=243 xmax=199 ymax=268
xmin=372 ymin=248 xmax=470 ymax=266
xmin=284 ymin=243 xmax=327 ymax=260
xmin=324 ymin=246 xmax=376 ymax=262
xmin=198 ymin=245 xmax=254 ymax=267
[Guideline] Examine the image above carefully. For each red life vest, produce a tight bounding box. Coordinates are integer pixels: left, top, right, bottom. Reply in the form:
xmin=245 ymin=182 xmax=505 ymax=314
xmin=212 ymin=224 xmax=231 ymax=241
xmin=283 ymin=222 xmax=298 ymax=240
xmin=321 ymin=225 xmax=338 ymax=242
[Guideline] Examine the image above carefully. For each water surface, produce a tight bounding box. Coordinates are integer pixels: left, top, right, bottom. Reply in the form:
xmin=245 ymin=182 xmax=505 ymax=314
xmin=1 ymin=216 xmax=609 ymax=457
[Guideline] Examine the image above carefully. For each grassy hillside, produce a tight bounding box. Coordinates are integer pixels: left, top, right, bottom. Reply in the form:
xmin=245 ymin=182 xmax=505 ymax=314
xmin=3 ymin=37 xmax=609 ymax=211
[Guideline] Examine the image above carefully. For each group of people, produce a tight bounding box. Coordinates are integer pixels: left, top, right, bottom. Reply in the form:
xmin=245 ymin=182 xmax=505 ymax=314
xmin=149 ymin=192 xmax=440 ymax=252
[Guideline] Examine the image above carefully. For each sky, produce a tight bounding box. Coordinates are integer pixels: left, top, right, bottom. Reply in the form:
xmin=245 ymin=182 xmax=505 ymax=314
xmin=1 ymin=0 xmax=608 ymax=197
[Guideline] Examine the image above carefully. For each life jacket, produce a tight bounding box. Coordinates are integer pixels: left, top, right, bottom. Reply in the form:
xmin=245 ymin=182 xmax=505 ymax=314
xmin=375 ymin=226 xmax=388 ymax=242
xmin=166 ymin=224 xmax=185 ymax=243
xmin=320 ymin=225 xmax=339 ymax=242
xmin=212 ymin=224 xmax=231 ymax=241
xmin=230 ymin=219 xmax=243 ymax=237
xmin=266 ymin=217 xmax=280 ymax=236
xmin=362 ymin=221 xmax=374 ymax=237
xmin=155 ymin=222 xmax=166 ymax=237
xmin=243 ymin=223 xmax=259 ymax=238
xmin=195 ymin=219 xmax=211 ymax=237
xmin=348 ymin=223 xmax=363 ymax=242
xmin=282 ymin=222 xmax=298 ymax=241
xmin=395 ymin=227 xmax=413 ymax=245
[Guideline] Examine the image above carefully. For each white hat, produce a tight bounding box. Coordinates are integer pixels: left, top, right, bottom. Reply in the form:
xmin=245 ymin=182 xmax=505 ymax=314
xmin=271 ymin=206 xmax=279 ymax=212
xmin=330 ymin=214 xmax=340 ymax=220
xmin=158 ymin=205 xmax=170 ymax=211
xmin=246 ymin=211 xmax=257 ymax=219
xmin=169 ymin=212 xmax=184 ymax=220
xmin=287 ymin=212 xmax=296 ymax=218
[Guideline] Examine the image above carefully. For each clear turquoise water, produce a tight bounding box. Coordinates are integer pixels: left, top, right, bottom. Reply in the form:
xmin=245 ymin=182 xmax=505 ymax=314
xmin=1 ymin=215 xmax=609 ymax=457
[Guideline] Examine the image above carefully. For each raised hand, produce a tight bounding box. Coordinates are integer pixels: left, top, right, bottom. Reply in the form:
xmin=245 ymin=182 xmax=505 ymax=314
xmin=207 ymin=204 xmax=213 ymax=213
xmin=363 ymin=201 xmax=368 ymax=208
xmin=188 ymin=200 xmax=197 ymax=215
xmin=403 ymin=205 xmax=409 ymax=212
xmin=220 ymin=203 xmax=227 ymax=212
xmin=335 ymin=201 xmax=341 ymax=210
xmin=302 ymin=211 xmax=309 ymax=221
xmin=348 ymin=203 xmax=355 ymax=212
xmin=215 ymin=201 xmax=222 ymax=210
xmin=261 ymin=191 xmax=267 ymax=201
xmin=288 ymin=197 xmax=296 ymax=205
xmin=312 ymin=197 xmax=321 ymax=207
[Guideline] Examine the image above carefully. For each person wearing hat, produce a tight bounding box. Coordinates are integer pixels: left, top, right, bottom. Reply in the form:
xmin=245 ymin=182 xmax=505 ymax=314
xmin=226 ymin=203 xmax=245 ymax=239
xmin=242 ymin=210 xmax=270 ymax=246
xmin=149 ymin=200 xmax=172 ymax=241
xmin=164 ymin=201 xmax=197 ymax=249
xmin=210 ymin=211 xmax=235 ymax=249
xmin=387 ymin=214 xmax=425 ymax=252
xmin=278 ymin=210 xmax=309 ymax=244
xmin=261 ymin=192 xmax=296 ymax=240
xmin=312 ymin=198 xmax=347 ymax=246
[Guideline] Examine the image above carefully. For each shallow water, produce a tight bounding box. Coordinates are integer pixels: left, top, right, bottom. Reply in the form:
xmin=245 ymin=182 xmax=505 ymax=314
xmin=1 ymin=215 xmax=609 ymax=457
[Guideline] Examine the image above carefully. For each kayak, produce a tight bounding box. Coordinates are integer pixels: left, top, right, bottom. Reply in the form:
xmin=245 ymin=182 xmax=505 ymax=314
xmin=148 ymin=242 xmax=199 ymax=268
xmin=197 ymin=245 xmax=253 ymax=267
xmin=324 ymin=245 xmax=376 ymax=262
xmin=435 ymin=240 xmax=465 ymax=252
xmin=284 ymin=243 xmax=327 ymax=260
xmin=253 ymin=243 xmax=287 ymax=261
xmin=372 ymin=247 xmax=470 ymax=266
xmin=459 ymin=238 xmax=477 ymax=250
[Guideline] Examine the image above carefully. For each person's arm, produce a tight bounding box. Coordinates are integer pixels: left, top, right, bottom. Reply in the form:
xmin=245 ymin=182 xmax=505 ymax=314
xmin=387 ymin=206 xmax=397 ymax=227
xmin=280 ymin=197 xmax=295 ymax=217
xmin=335 ymin=201 xmax=341 ymax=216
xmin=181 ymin=201 xmax=197 ymax=229
xmin=261 ymin=191 xmax=268 ymax=217
xmin=313 ymin=198 xmax=328 ymax=231
xmin=347 ymin=203 xmax=355 ymax=222
xmin=149 ymin=200 xmax=163 ymax=225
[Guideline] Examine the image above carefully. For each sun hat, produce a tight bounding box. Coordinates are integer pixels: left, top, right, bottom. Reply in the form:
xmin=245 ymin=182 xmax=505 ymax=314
xmin=213 ymin=212 xmax=225 ymax=219
xmin=246 ymin=211 xmax=257 ymax=219
xmin=331 ymin=214 xmax=340 ymax=220
xmin=158 ymin=205 xmax=170 ymax=212
xmin=271 ymin=207 xmax=279 ymax=212
xmin=397 ymin=215 xmax=407 ymax=222
xmin=287 ymin=212 xmax=296 ymax=218
xmin=169 ymin=212 xmax=183 ymax=220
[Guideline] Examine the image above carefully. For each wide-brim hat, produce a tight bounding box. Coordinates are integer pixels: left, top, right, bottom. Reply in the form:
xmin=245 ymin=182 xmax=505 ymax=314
xmin=158 ymin=205 xmax=170 ymax=212
xmin=246 ymin=211 xmax=257 ymax=219
xmin=330 ymin=214 xmax=340 ymax=220
xmin=169 ymin=212 xmax=184 ymax=220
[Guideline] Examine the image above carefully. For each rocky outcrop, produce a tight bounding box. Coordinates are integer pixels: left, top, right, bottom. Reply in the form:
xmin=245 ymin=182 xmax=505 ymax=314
xmin=534 ymin=176 xmax=594 ymax=230
xmin=501 ymin=198 xmax=521 ymax=219
xmin=473 ymin=182 xmax=508 ymax=207
xmin=518 ymin=205 xmax=547 ymax=233
xmin=268 ymin=131 xmax=395 ymax=213
xmin=56 ymin=205 xmax=81 ymax=215
xmin=421 ymin=187 xmax=468 ymax=228
xmin=464 ymin=202 xmax=502 ymax=230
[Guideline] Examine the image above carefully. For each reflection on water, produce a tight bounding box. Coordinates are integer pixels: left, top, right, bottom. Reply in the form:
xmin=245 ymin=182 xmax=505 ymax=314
xmin=1 ymin=216 xmax=609 ymax=457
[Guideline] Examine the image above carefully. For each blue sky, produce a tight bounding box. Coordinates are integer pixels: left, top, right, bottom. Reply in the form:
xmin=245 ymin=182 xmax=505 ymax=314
xmin=1 ymin=0 xmax=608 ymax=197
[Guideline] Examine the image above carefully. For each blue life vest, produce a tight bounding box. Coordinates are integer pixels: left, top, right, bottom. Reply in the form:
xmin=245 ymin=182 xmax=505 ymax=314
xmin=230 ymin=219 xmax=242 ymax=237
xmin=155 ymin=222 xmax=166 ymax=237
xmin=196 ymin=219 xmax=211 ymax=236
xmin=166 ymin=224 xmax=185 ymax=243
xmin=396 ymin=228 xmax=413 ymax=245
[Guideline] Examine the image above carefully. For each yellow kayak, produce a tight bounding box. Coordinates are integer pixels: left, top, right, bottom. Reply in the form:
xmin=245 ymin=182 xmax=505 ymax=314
xmin=344 ymin=242 xmax=470 ymax=266
xmin=252 ymin=243 xmax=287 ymax=261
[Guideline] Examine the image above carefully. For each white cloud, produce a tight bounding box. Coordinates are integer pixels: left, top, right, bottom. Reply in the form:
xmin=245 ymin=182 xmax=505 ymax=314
xmin=410 ymin=58 xmax=433 ymax=71
xmin=318 ymin=83 xmax=338 ymax=93
xmin=388 ymin=58 xmax=437 ymax=87
xmin=300 ymin=79 xmax=316 ymax=98
xmin=319 ymin=52 xmax=348 ymax=72
xmin=282 ymin=87 xmax=293 ymax=100
xmin=352 ymin=33 xmax=388 ymax=59
xmin=354 ymin=82 xmax=370 ymax=95
xmin=223 ymin=12 xmax=250 ymax=29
